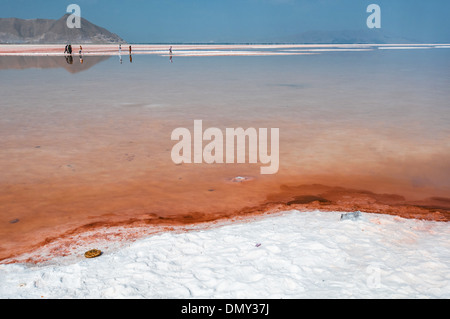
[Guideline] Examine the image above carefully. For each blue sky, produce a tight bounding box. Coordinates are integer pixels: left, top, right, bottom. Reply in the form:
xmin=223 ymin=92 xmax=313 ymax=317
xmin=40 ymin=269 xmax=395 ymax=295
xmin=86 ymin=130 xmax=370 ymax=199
xmin=2 ymin=0 xmax=450 ymax=43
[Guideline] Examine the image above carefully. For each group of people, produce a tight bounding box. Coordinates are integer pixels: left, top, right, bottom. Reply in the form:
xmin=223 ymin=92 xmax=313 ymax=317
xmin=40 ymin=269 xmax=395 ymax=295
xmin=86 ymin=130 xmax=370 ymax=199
xmin=64 ymin=44 xmax=83 ymax=55
xmin=118 ymin=44 xmax=134 ymax=64
xmin=64 ymin=44 xmax=73 ymax=55
xmin=63 ymin=44 xmax=174 ymax=65
xmin=64 ymin=44 xmax=84 ymax=64
xmin=118 ymin=44 xmax=133 ymax=54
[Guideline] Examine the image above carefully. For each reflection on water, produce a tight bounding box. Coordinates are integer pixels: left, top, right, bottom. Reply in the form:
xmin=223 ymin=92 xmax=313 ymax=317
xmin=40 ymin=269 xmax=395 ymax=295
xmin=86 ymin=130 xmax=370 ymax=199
xmin=0 ymin=55 xmax=110 ymax=73
xmin=0 ymin=47 xmax=449 ymax=262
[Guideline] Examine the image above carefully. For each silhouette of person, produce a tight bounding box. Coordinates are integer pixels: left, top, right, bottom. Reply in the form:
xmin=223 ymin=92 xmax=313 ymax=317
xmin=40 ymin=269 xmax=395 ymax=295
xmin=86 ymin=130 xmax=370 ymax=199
xmin=169 ymin=46 xmax=173 ymax=63
xmin=68 ymin=44 xmax=72 ymax=55
xmin=64 ymin=45 xmax=68 ymax=54
xmin=79 ymin=45 xmax=82 ymax=55
xmin=118 ymin=44 xmax=123 ymax=64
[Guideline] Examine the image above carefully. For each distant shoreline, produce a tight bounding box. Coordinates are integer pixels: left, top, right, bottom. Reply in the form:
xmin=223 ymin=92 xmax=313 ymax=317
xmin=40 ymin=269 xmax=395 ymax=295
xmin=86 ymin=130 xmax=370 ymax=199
xmin=1 ymin=43 xmax=449 ymax=57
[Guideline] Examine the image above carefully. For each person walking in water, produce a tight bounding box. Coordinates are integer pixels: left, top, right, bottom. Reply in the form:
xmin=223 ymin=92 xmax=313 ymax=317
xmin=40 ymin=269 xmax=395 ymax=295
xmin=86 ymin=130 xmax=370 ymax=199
xmin=79 ymin=45 xmax=84 ymax=64
xmin=169 ymin=46 xmax=172 ymax=54
xmin=118 ymin=44 xmax=123 ymax=64
xmin=129 ymin=45 xmax=133 ymax=63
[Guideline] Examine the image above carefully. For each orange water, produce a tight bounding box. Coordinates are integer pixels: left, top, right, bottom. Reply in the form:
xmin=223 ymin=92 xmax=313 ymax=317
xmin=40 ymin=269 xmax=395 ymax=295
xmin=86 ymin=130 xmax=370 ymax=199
xmin=0 ymin=48 xmax=449 ymax=262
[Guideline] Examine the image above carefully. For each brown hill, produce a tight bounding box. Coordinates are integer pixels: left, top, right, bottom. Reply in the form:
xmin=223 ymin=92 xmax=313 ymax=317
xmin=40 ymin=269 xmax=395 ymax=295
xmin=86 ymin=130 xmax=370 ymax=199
xmin=0 ymin=14 xmax=125 ymax=44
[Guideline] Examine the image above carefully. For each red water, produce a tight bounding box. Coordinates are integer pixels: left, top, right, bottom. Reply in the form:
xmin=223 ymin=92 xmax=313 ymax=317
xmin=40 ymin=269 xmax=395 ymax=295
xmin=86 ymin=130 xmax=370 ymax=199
xmin=0 ymin=46 xmax=449 ymax=263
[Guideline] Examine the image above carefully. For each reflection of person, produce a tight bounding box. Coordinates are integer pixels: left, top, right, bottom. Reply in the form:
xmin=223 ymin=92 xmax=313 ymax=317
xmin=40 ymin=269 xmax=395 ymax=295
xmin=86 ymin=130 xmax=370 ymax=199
xmin=65 ymin=55 xmax=73 ymax=64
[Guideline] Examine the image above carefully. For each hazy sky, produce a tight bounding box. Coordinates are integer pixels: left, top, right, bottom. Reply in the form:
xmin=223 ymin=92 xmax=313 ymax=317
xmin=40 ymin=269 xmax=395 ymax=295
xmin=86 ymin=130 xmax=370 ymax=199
xmin=2 ymin=0 xmax=450 ymax=43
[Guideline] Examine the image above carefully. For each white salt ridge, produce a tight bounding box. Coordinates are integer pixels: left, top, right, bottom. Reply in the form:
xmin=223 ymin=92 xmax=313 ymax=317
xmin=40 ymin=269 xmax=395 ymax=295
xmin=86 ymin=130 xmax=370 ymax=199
xmin=163 ymin=50 xmax=314 ymax=56
xmin=281 ymin=48 xmax=373 ymax=52
xmin=377 ymin=46 xmax=433 ymax=50
xmin=0 ymin=210 xmax=449 ymax=299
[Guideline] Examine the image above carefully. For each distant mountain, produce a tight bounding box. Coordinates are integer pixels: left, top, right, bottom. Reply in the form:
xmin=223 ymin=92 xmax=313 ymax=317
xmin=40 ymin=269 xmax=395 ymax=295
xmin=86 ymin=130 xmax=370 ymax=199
xmin=272 ymin=29 xmax=417 ymax=44
xmin=0 ymin=14 xmax=125 ymax=44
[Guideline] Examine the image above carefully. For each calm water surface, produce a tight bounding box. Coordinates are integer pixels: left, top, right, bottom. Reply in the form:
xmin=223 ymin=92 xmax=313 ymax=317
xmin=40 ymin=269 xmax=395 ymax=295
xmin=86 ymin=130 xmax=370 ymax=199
xmin=0 ymin=46 xmax=449 ymax=261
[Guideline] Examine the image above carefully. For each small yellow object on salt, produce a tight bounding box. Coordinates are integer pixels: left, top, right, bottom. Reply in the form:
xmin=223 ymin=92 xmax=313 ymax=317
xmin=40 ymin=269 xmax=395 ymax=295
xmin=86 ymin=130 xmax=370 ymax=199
xmin=84 ymin=249 xmax=102 ymax=258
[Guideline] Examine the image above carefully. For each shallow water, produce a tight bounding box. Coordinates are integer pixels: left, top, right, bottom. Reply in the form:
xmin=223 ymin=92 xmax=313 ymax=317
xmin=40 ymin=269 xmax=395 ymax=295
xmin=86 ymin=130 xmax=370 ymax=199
xmin=0 ymin=45 xmax=449 ymax=262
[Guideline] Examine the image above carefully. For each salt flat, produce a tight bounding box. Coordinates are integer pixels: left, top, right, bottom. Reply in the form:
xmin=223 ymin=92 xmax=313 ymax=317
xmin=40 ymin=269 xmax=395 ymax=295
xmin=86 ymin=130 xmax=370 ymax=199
xmin=1 ymin=210 xmax=448 ymax=299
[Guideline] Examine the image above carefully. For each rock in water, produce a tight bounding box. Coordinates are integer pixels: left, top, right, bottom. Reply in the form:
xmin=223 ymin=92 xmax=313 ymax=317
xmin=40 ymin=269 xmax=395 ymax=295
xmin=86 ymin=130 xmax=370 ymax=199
xmin=340 ymin=211 xmax=362 ymax=221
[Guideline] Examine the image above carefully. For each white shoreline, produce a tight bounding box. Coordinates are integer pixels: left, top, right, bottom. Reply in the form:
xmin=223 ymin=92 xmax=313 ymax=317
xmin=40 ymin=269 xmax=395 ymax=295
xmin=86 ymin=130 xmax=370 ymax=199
xmin=1 ymin=210 xmax=449 ymax=299
xmin=0 ymin=43 xmax=449 ymax=57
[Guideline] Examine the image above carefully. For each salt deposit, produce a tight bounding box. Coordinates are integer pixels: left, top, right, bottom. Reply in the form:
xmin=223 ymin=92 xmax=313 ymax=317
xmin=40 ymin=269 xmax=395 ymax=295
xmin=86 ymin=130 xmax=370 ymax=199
xmin=1 ymin=210 xmax=448 ymax=299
